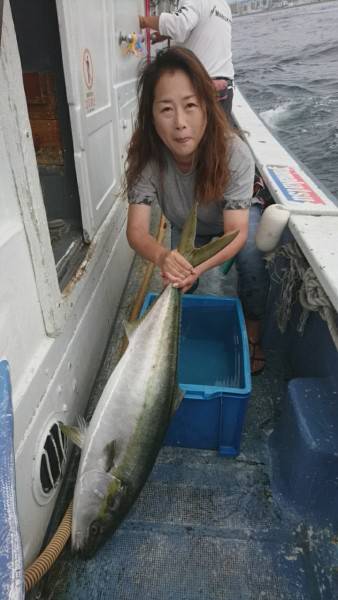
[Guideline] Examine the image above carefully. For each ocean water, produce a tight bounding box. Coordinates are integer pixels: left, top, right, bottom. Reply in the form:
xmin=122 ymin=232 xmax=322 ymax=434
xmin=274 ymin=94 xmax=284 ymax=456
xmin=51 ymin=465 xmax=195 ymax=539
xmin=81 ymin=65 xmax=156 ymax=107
xmin=232 ymin=0 xmax=338 ymax=198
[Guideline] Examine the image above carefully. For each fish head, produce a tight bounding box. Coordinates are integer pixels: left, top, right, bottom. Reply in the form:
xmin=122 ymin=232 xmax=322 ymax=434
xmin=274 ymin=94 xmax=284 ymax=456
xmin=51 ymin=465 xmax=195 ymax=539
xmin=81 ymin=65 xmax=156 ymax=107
xmin=72 ymin=468 xmax=127 ymax=556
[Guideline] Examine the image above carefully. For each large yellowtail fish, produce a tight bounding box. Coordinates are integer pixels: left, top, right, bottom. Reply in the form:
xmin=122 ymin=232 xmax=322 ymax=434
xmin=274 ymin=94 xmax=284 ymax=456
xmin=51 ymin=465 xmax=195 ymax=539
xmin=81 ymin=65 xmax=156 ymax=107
xmin=62 ymin=205 xmax=238 ymax=556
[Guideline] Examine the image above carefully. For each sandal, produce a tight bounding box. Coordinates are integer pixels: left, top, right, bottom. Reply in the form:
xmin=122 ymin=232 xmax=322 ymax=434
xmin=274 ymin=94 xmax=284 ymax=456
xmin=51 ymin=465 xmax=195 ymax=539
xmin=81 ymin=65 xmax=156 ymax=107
xmin=248 ymin=339 xmax=265 ymax=376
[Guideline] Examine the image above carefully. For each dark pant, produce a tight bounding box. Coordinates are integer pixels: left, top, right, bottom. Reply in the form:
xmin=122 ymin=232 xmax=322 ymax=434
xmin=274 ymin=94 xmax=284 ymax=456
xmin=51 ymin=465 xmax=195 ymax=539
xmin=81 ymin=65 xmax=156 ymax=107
xmin=219 ymin=87 xmax=233 ymax=118
xmin=213 ymin=77 xmax=234 ymax=118
xmin=236 ymin=205 xmax=270 ymax=320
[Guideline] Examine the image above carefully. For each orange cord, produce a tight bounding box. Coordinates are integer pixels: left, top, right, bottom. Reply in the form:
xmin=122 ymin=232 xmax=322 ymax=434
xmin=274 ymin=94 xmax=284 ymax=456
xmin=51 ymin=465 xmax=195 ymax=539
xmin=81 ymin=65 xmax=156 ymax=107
xmin=24 ymin=501 xmax=72 ymax=592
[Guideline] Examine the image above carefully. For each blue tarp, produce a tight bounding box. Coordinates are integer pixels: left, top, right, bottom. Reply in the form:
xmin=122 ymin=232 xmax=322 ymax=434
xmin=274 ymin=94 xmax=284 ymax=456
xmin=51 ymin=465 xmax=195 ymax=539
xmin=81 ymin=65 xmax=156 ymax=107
xmin=0 ymin=360 xmax=24 ymax=600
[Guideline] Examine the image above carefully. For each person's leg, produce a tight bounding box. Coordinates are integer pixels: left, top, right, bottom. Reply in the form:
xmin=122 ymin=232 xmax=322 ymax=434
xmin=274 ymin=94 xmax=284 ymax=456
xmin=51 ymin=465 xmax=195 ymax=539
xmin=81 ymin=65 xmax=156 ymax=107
xmin=219 ymin=86 xmax=233 ymax=119
xmin=235 ymin=205 xmax=270 ymax=374
xmin=170 ymin=224 xmax=181 ymax=250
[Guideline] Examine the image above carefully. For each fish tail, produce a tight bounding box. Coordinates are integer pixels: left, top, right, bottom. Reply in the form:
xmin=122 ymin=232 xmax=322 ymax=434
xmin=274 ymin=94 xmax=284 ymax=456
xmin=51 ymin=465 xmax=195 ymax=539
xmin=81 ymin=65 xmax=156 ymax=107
xmin=177 ymin=203 xmax=238 ymax=267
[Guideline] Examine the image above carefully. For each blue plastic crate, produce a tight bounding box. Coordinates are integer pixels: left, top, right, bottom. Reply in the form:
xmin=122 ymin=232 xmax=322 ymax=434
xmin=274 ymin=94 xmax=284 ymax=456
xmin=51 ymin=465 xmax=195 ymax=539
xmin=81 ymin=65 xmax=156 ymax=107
xmin=140 ymin=293 xmax=251 ymax=456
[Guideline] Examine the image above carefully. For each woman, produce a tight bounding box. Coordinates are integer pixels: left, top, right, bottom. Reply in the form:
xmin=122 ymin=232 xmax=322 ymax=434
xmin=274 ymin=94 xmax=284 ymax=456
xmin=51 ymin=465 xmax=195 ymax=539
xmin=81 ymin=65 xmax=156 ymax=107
xmin=126 ymin=47 xmax=266 ymax=374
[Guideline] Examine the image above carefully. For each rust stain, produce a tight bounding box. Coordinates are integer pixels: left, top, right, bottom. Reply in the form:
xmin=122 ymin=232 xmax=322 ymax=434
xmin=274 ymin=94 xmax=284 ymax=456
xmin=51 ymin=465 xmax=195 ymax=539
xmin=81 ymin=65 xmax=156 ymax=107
xmin=62 ymin=242 xmax=96 ymax=296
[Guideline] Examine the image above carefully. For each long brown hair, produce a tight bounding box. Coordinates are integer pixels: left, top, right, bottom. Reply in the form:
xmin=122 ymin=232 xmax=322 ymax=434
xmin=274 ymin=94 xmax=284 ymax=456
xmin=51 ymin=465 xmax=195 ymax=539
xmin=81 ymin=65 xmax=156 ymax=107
xmin=125 ymin=46 xmax=234 ymax=204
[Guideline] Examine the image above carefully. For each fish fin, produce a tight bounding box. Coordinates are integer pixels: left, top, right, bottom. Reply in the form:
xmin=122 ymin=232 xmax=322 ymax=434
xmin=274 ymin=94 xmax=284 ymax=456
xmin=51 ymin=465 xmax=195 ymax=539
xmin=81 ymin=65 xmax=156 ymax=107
xmin=177 ymin=203 xmax=198 ymax=259
xmin=172 ymin=387 xmax=185 ymax=415
xmin=124 ymin=294 xmax=162 ymax=340
xmin=190 ymin=230 xmax=239 ymax=267
xmin=77 ymin=415 xmax=88 ymax=434
xmin=177 ymin=203 xmax=239 ymax=266
xmin=123 ymin=319 xmax=139 ymax=340
xmin=59 ymin=422 xmax=86 ymax=448
xmin=104 ymin=440 xmax=117 ymax=472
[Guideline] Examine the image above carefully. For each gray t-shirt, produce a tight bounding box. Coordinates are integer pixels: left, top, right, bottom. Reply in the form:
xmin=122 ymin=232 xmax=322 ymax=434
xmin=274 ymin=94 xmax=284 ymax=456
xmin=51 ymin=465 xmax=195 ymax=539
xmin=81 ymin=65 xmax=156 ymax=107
xmin=128 ymin=134 xmax=254 ymax=236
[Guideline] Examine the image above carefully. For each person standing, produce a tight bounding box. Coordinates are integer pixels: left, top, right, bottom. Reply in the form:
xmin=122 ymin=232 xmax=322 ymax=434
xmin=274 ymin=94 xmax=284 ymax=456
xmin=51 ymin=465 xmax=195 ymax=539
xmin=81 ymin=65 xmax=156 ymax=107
xmin=139 ymin=0 xmax=234 ymax=117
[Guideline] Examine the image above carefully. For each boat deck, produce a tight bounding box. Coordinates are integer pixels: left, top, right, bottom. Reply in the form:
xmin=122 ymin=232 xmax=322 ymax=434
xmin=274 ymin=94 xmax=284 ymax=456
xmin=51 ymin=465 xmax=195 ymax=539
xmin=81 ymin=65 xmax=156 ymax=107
xmin=31 ymin=217 xmax=337 ymax=600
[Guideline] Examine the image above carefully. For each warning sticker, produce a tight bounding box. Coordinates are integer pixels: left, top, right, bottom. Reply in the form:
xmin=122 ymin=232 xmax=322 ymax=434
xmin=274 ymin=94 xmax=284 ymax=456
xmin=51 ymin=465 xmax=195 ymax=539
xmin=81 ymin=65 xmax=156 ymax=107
xmin=82 ymin=48 xmax=94 ymax=89
xmin=267 ymin=166 xmax=329 ymax=206
xmin=82 ymin=48 xmax=96 ymax=113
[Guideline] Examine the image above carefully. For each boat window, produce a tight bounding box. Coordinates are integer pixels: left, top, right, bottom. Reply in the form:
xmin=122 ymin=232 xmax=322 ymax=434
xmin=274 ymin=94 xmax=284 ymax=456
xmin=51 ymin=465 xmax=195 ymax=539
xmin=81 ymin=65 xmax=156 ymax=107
xmin=10 ymin=0 xmax=87 ymax=290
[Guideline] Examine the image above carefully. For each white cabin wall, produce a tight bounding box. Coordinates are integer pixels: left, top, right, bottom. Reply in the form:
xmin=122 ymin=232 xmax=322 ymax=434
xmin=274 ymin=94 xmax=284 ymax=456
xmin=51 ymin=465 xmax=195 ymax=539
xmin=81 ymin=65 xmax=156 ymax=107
xmin=0 ymin=4 xmax=52 ymax=396
xmin=0 ymin=0 xmax=66 ymax=337
xmin=113 ymin=0 xmax=146 ymax=82
xmin=1 ymin=0 xmax=147 ymax=565
xmin=112 ymin=0 xmax=147 ymax=167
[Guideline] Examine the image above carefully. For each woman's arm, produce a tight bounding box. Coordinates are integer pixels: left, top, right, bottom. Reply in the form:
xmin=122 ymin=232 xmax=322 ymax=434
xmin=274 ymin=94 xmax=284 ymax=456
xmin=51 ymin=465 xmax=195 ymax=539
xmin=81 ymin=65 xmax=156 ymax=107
xmin=127 ymin=204 xmax=196 ymax=284
xmin=139 ymin=16 xmax=160 ymax=31
xmin=138 ymin=19 xmax=169 ymax=44
xmin=127 ymin=203 xmax=166 ymax=267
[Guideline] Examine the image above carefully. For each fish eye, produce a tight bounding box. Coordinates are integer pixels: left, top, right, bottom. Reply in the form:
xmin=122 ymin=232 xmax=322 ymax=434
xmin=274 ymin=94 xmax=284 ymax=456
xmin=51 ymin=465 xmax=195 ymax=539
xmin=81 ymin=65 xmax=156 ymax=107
xmin=89 ymin=520 xmax=101 ymax=537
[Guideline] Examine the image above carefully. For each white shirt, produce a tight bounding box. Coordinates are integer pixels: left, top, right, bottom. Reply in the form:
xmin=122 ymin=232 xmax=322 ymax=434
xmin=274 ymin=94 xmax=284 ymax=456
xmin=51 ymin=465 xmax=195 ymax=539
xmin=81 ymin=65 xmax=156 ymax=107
xmin=159 ymin=0 xmax=234 ymax=79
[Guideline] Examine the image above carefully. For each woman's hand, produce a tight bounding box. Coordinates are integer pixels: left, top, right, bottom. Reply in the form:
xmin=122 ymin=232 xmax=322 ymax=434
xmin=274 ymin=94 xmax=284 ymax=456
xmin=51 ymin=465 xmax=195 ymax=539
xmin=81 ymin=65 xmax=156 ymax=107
xmin=150 ymin=32 xmax=169 ymax=44
xmin=159 ymin=249 xmax=197 ymax=287
xmin=161 ymin=268 xmax=200 ymax=293
xmin=177 ymin=269 xmax=200 ymax=294
xmin=161 ymin=273 xmax=199 ymax=294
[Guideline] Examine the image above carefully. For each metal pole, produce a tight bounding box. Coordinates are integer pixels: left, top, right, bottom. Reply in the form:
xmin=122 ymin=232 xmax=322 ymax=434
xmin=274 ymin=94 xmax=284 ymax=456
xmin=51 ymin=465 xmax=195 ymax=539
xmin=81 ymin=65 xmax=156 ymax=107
xmin=145 ymin=0 xmax=151 ymax=62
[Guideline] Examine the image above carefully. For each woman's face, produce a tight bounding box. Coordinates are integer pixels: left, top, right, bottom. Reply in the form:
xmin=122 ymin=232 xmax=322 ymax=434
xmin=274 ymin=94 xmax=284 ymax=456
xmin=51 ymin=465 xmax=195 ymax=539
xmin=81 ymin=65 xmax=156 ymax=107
xmin=152 ymin=70 xmax=207 ymax=169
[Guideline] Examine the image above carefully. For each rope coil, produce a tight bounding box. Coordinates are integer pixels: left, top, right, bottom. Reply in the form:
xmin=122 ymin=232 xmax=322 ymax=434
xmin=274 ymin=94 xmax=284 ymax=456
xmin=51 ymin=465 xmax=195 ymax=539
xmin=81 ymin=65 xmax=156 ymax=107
xmin=266 ymin=241 xmax=338 ymax=350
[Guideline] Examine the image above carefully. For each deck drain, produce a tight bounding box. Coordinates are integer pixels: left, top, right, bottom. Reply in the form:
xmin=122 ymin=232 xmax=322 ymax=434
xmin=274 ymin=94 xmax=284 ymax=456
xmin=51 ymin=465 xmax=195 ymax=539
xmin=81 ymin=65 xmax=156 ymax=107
xmin=39 ymin=422 xmax=67 ymax=495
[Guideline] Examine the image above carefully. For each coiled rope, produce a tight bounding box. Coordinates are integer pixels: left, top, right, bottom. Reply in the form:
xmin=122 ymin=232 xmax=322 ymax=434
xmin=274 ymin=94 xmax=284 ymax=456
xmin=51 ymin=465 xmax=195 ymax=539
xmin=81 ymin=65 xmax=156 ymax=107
xmin=299 ymin=268 xmax=338 ymax=349
xmin=266 ymin=241 xmax=338 ymax=350
xmin=23 ymin=214 xmax=167 ymax=593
